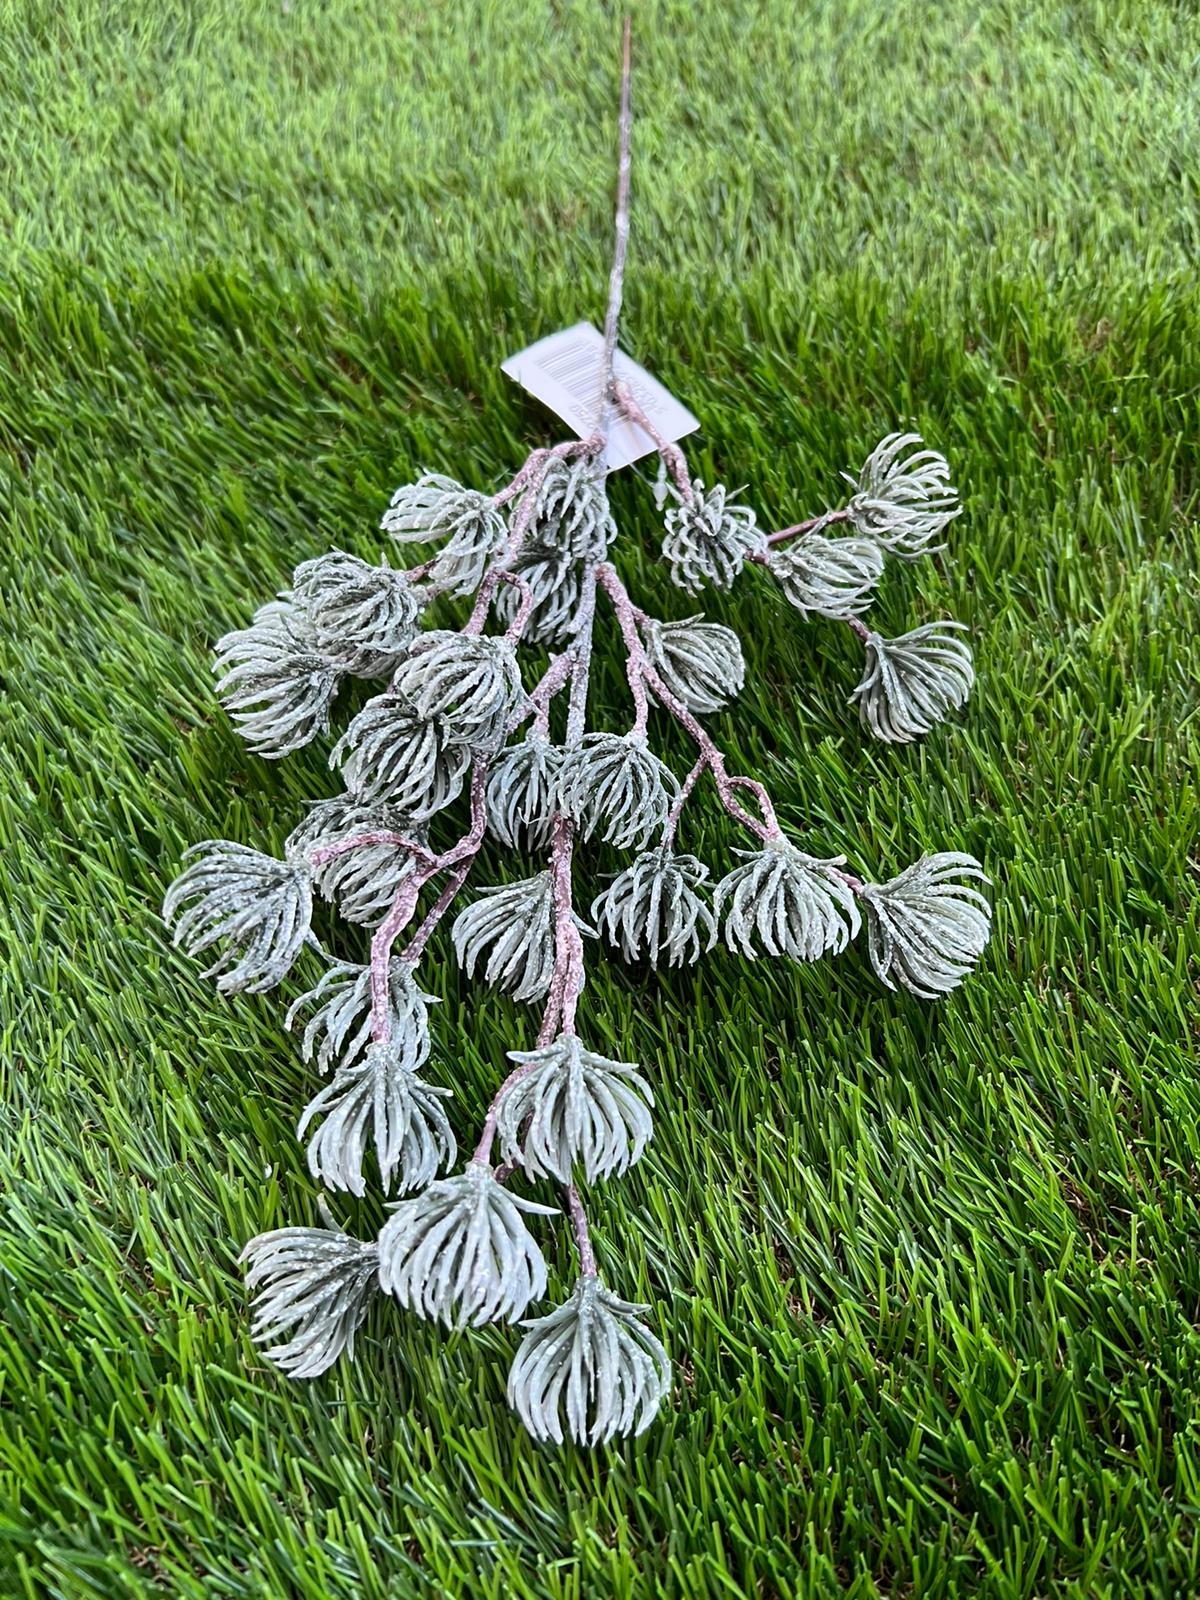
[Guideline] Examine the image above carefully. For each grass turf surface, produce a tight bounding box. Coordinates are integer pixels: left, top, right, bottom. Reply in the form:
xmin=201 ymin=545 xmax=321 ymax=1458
xmin=2 ymin=1 xmax=1199 ymax=1594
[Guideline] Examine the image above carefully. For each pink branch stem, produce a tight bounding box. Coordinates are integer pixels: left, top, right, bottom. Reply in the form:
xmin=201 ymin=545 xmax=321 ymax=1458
xmin=309 ymin=832 xmax=437 ymax=871
xmin=610 ymin=379 xmax=694 ymax=504
xmin=763 ymin=507 xmax=853 ymax=548
xmin=595 ymin=563 xmax=781 ymax=843
xmin=566 ymin=1183 xmax=598 ymax=1277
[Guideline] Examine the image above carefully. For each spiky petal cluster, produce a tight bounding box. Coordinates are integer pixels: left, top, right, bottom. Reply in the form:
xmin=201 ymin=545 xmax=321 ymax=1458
xmin=381 ymin=473 xmax=508 ymax=595
xmin=288 ymin=798 xmax=424 ymax=926
xmin=377 ymin=1163 xmax=556 ymax=1327
xmin=163 ymin=842 xmax=312 ymax=994
xmin=852 ymin=623 xmax=974 ymax=743
xmin=485 ymin=735 xmax=562 ymax=849
xmin=558 ymin=733 xmax=679 ymax=850
xmin=297 ymin=1039 xmax=455 ymax=1197
xmin=451 ymin=873 xmax=560 ymax=1003
xmin=392 ymin=631 xmax=524 ymax=747
xmin=291 ymin=551 xmax=420 ymax=677
xmin=591 ymin=848 xmax=714 ymax=967
xmin=768 ymin=533 xmax=884 ymax=621
xmin=241 ymin=1228 xmax=379 ymax=1379
xmin=713 ymin=838 xmax=860 ymax=962
xmin=507 ymin=1276 xmax=671 ymax=1445
xmin=639 ymin=614 xmax=745 ymax=715
xmin=285 ymin=959 xmax=435 ymax=1075
xmin=331 ymin=692 xmax=470 ymax=817
xmin=213 ymin=603 xmax=341 ymax=758
xmin=846 ymin=432 xmax=960 ymax=558
xmin=493 ymin=546 xmax=583 ymax=643
xmin=496 ymin=1035 xmax=654 ymax=1183
xmin=532 ymin=457 xmax=616 ymax=560
xmin=859 ymin=853 xmax=991 ymax=997
xmin=661 ymin=481 xmax=764 ymax=593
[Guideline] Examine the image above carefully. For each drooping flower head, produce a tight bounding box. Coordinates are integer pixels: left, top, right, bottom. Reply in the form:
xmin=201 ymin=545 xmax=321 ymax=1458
xmin=392 ymin=631 xmax=525 ymax=748
xmin=377 ymin=1163 xmax=556 ymax=1327
xmin=213 ymin=601 xmax=342 ymax=758
xmin=846 ymin=432 xmax=960 ymax=558
xmin=291 ymin=550 xmax=421 ymax=677
xmin=639 ymin=614 xmax=745 ymax=715
xmin=241 ymin=1227 xmax=379 ymax=1380
xmin=495 ymin=1034 xmax=654 ymax=1183
xmin=558 ymin=733 xmax=679 ymax=851
xmin=163 ymin=841 xmax=313 ymax=994
xmin=287 ymin=797 xmax=425 ymax=926
xmin=485 ymin=734 xmax=562 ymax=849
xmin=858 ymin=852 xmax=991 ymax=997
xmin=285 ymin=958 xmax=436 ymax=1075
xmin=381 ymin=473 xmax=508 ymax=595
xmin=852 ymin=623 xmax=974 ymax=743
xmin=713 ymin=837 xmax=860 ymax=962
xmin=331 ymin=692 xmax=471 ymax=818
xmin=591 ymin=847 xmax=714 ymax=967
xmin=768 ymin=532 xmax=884 ymax=620
xmin=451 ymin=873 xmax=562 ymax=1003
xmin=507 ymin=1276 xmax=671 ymax=1445
xmin=661 ymin=481 xmax=764 ymax=593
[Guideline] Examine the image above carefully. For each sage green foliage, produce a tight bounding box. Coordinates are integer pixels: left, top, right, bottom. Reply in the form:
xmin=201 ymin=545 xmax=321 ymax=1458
xmin=1 ymin=0 xmax=1199 ymax=1595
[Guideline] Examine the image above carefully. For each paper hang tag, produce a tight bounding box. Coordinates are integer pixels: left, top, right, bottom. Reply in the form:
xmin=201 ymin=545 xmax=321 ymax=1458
xmin=501 ymin=321 xmax=699 ymax=474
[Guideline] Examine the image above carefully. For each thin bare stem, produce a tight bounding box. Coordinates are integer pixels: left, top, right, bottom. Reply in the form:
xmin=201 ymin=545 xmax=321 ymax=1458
xmin=611 ymin=379 xmax=694 ymax=504
xmin=566 ymin=1184 xmax=598 ymax=1277
xmin=599 ymin=15 xmax=633 ymax=406
xmin=763 ymin=507 xmax=853 ymax=548
xmin=595 ymin=562 xmax=781 ymax=842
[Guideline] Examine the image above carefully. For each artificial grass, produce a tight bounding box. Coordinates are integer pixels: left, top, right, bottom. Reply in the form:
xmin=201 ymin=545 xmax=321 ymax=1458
xmin=1 ymin=1 xmax=1199 ymax=1595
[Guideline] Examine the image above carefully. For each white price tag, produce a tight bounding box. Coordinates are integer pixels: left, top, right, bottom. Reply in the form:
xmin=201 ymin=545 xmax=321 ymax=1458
xmin=502 ymin=321 xmax=699 ymax=473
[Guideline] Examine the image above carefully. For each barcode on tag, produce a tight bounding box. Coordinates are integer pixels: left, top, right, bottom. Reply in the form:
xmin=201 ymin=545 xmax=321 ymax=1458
xmin=502 ymin=321 xmax=699 ymax=473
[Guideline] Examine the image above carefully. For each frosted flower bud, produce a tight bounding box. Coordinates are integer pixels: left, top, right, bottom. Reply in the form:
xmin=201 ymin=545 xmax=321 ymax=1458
xmin=377 ymin=1163 xmax=556 ymax=1327
xmin=330 ymin=692 xmax=470 ymax=818
xmin=381 ymin=473 xmax=508 ymax=595
xmin=285 ymin=958 xmax=436 ymax=1076
xmin=859 ymin=852 xmax=991 ymax=998
xmin=640 ymin=614 xmax=745 ymax=715
xmin=767 ymin=533 xmax=884 ymax=620
xmin=451 ymin=873 xmax=589 ymax=1003
xmin=661 ymin=481 xmax=764 ymax=593
xmin=391 ymin=631 xmax=525 ymax=748
xmin=495 ymin=1034 xmax=653 ymax=1183
xmin=713 ymin=838 xmax=861 ymax=962
xmin=297 ymin=1038 xmax=455 ymax=1197
xmin=213 ymin=601 xmax=341 ymax=758
xmin=241 ymin=1227 xmax=378 ymax=1379
xmin=291 ymin=550 xmax=421 ymax=677
xmin=485 ymin=735 xmax=562 ymax=850
xmin=852 ymin=623 xmax=974 ymax=743
xmin=287 ymin=797 xmax=425 ymax=926
xmin=531 ymin=457 xmax=616 ymax=561
xmin=163 ymin=841 xmax=312 ymax=994
xmin=493 ymin=545 xmax=583 ymax=644
xmin=558 ymin=733 xmax=679 ymax=851
xmin=507 ymin=1276 xmax=671 ymax=1445
xmin=591 ymin=847 xmax=715 ymax=967
xmin=846 ymin=432 xmax=960 ymax=558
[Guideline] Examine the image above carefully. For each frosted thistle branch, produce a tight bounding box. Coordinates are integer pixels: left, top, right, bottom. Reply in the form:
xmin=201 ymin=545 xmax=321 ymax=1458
xmin=164 ymin=17 xmax=992 ymax=1449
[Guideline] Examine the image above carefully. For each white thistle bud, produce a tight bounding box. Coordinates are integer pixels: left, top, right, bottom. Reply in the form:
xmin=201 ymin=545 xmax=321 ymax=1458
xmin=495 ymin=1034 xmax=653 ymax=1183
xmin=591 ymin=848 xmax=714 ymax=967
xmin=381 ymin=473 xmax=508 ymax=595
xmin=558 ymin=733 xmax=679 ymax=851
xmin=297 ymin=1038 xmax=455 ymax=1197
xmin=485 ymin=735 xmax=562 ymax=849
xmin=532 ymin=457 xmax=616 ymax=561
xmin=291 ymin=550 xmax=421 ymax=677
xmin=451 ymin=873 xmax=588 ymax=1003
xmin=767 ymin=533 xmax=884 ymax=620
xmin=377 ymin=1163 xmax=556 ymax=1327
xmin=163 ymin=841 xmax=312 ymax=994
xmin=285 ymin=958 xmax=436 ymax=1076
xmin=713 ymin=838 xmax=860 ymax=962
xmin=213 ymin=602 xmax=341 ymax=758
xmin=660 ymin=481 xmax=764 ymax=593
xmin=241 ymin=1227 xmax=378 ymax=1379
xmin=392 ymin=631 xmax=525 ymax=748
xmin=846 ymin=432 xmax=960 ymax=558
xmin=639 ymin=614 xmax=745 ymax=716
xmin=493 ymin=545 xmax=583 ymax=644
xmin=330 ymin=692 xmax=470 ymax=818
xmin=507 ymin=1276 xmax=671 ymax=1445
xmin=287 ymin=798 xmax=425 ymax=926
xmin=852 ymin=623 xmax=974 ymax=743
xmin=859 ymin=852 xmax=991 ymax=998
